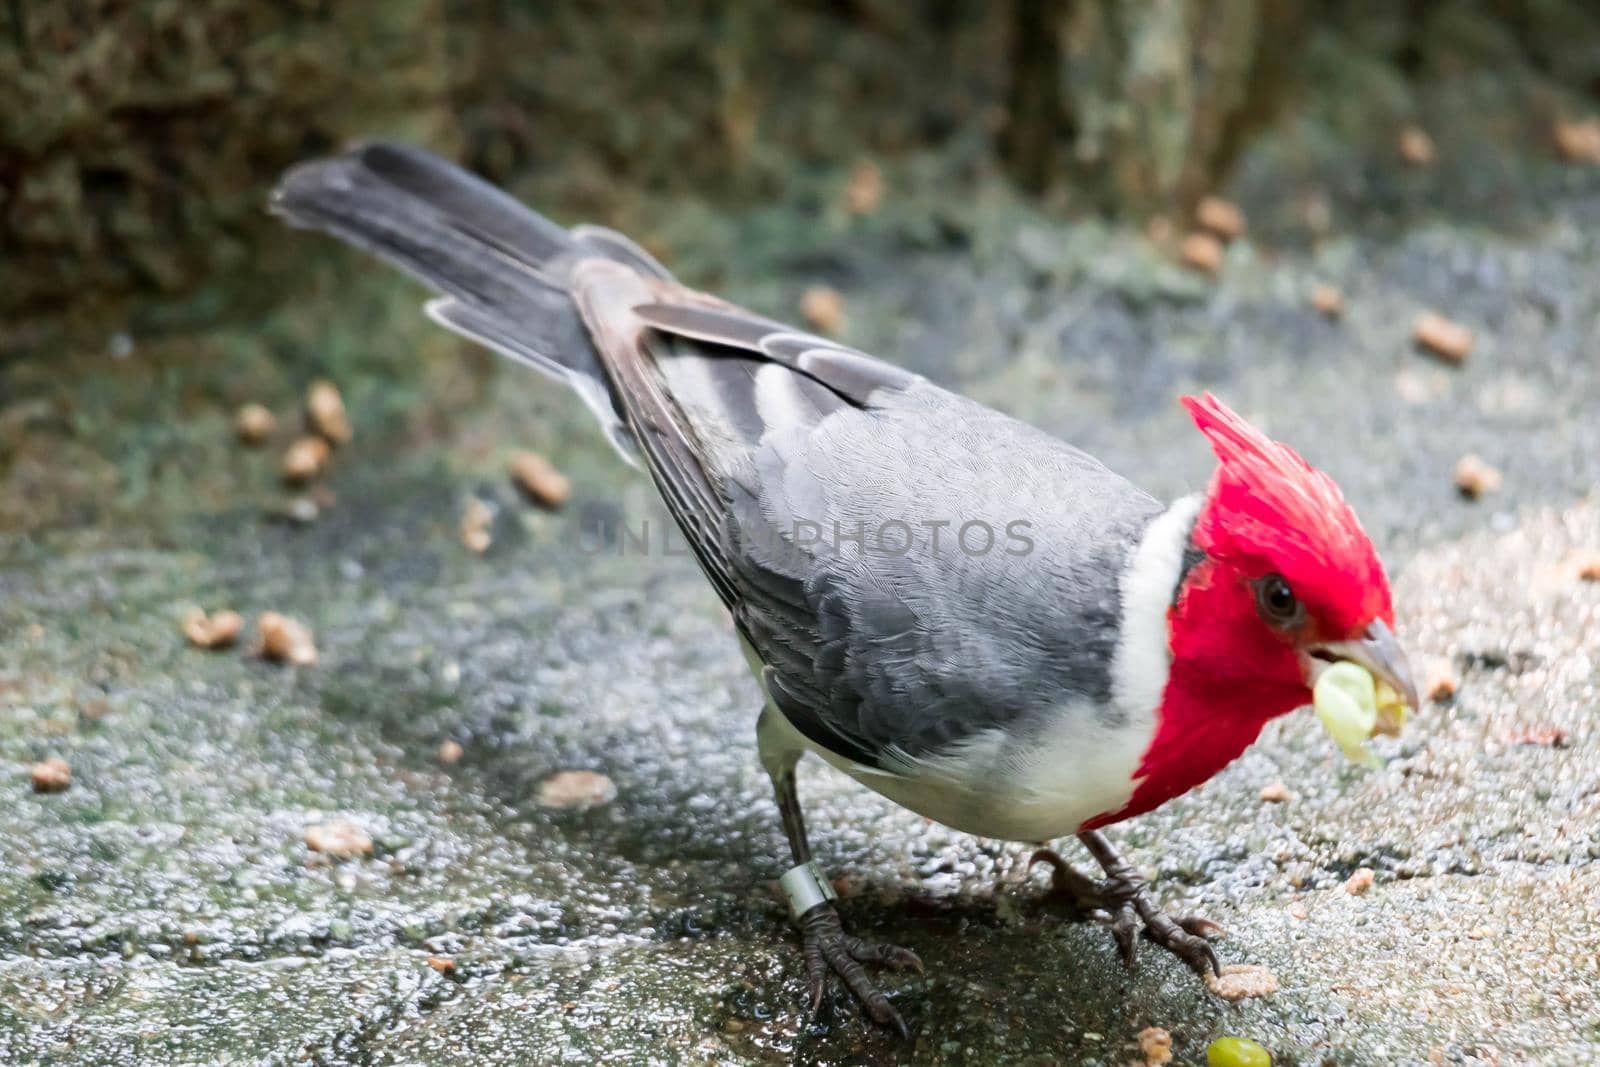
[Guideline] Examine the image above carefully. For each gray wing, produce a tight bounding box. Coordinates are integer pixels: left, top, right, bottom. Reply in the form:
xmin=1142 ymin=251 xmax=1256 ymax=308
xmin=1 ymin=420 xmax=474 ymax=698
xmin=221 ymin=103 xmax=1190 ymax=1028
xmin=573 ymin=269 xmax=1163 ymax=768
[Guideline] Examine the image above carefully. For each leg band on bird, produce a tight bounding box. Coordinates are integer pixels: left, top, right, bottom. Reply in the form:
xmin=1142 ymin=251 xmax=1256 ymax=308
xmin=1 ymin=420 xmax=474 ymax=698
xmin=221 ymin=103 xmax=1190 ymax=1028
xmin=778 ymin=859 xmax=838 ymax=922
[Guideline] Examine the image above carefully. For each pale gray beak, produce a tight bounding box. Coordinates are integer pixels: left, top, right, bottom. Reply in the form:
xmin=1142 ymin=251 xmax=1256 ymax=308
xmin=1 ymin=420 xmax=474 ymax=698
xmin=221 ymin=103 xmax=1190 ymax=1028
xmin=1303 ymin=618 xmax=1421 ymax=728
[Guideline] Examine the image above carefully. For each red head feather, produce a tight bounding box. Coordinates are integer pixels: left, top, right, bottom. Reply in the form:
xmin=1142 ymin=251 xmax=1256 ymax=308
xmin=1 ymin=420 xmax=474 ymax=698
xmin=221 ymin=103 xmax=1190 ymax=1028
xmin=1083 ymin=394 xmax=1398 ymax=830
xmin=1181 ymin=392 xmax=1392 ymax=636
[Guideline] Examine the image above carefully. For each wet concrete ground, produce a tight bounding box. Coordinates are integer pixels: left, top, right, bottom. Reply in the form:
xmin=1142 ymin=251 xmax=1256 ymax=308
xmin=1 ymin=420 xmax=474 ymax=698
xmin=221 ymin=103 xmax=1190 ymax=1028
xmin=4 ymin=172 xmax=1600 ymax=1065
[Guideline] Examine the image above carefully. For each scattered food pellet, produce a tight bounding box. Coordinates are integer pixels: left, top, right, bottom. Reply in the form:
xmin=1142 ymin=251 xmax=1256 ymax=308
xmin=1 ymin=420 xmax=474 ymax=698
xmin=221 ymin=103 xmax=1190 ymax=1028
xmin=1412 ymin=311 xmax=1472 ymax=363
xmin=1553 ymin=117 xmax=1600 ymax=163
xmin=29 ymin=756 xmax=72 ymax=794
xmin=460 ymin=497 xmax=494 ymax=555
xmin=1258 ymin=780 xmax=1290 ymax=804
xmin=425 ymin=955 xmax=456 ymax=974
xmin=307 ymin=380 xmax=352 ymax=445
xmin=1195 ymin=196 xmax=1246 ymax=241
xmin=438 ymin=739 xmax=464 ymax=765
xmin=1310 ymin=283 xmax=1343 ymax=319
xmin=1180 ymin=232 xmax=1224 ymax=275
xmin=800 ymin=285 xmax=846 ymax=336
xmin=1136 ymin=1025 xmax=1173 ymax=1066
xmin=282 ymin=436 xmax=331 ymax=485
xmin=235 ymin=403 xmax=276 ymax=446
xmin=183 ymin=609 xmax=243 ymax=650
xmin=536 ymin=769 xmax=617 ymax=810
xmin=1205 ymin=964 xmax=1279 ymax=1001
xmin=843 ymin=160 xmax=883 ymax=215
xmin=1345 ymin=867 xmax=1375 ymax=895
xmin=255 ymin=612 xmax=318 ymax=666
xmin=1207 ymin=1035 xmax=1273 ymax=1067
xmin=1574 ymin=553 xmax=1600 ymax=582
xmin=508 ymin=450 xmax=571 ymax=510
xmin=1398 ymin=126 xmax=1436 ymax=167
xmin=1500 ymin=725 xmax=1569 ymax=748
xmin=1424 ymin=660 xmax=1458 ymax=702
xmin=304 ymin=820 xmax=372 ymax=858
xmin=1452 ymin=454 xmax=1502 ymax=499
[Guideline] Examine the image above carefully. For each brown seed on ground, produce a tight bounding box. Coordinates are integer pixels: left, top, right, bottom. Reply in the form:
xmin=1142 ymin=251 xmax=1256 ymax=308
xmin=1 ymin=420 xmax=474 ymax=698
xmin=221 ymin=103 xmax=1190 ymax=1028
xmin=1179 ymin=232 xmax=1224 ymax=275
xmin=1195 ymin=195 xmax=1246 ymax=241
xmin=183 ymin=609 xmax=243 ymax=650
xmin=1574 ymin=553 xmax=1600 ymax=582
xmin=235 ymin=403 xmax=276 ymax=446
xmin=307 ymin=380 xmax=352 ymax=445
xmin=1310 ymin=283 xmax=1344 ymax=318
xmin=800 ymin=285 xmax=846 ymax=336
xmin=1553 ymin=117 xmax=1600 ymax=163
xmin=1413 ymin=311 xmax=1472 ymax=363
xmin=1205 ymin=963 xmax=1279 ymax=1001
xmin=29 ymin=756 xmax=72 ymax=793
xmin=438 ymin=739 xmax=464 ymax=765
xmin=281 ymin=436 xmax=330 ymax=485
xmin=1258 ymin=780 xmax=1290 ymax=804
xmin=1424 ymin=659 xmax=1459 ymax=702
xmin=1499 ymin=725 xmax=1570 ymax=748
xmin=425 ymin=955 xmax=456 ymax=974
xmin=460 ymin=498 xmax=493 ymax=555
xmin=843 ymin=160 xmax=883 ymax=215
xmin=1136 ymin=1025 xmax=1173 ymax=1066
xmin=1453 ymin=454 xmax=1502 ymax=499
xmin=1345 ymin=867 xmax=1376 ymax=895
xmin=508 ymin=450 xmax=571 ymax=510
xmin=1398 ymin=126 xmax=1436 ymax=167
xmin=536 ymin=769 xmax=617 ymax=810
xmin=304 ymin=819 xmax=372 ymax=858
xmin=255 ymin=612 xmax=318 ymax=666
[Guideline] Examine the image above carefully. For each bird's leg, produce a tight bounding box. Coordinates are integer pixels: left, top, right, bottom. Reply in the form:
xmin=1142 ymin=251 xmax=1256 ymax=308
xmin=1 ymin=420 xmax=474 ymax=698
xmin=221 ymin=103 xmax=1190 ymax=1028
xmin=757 ymin=709 xmax=922 ymax=1035
xmin=1030 ymin=831 xmax=1221 ymax=978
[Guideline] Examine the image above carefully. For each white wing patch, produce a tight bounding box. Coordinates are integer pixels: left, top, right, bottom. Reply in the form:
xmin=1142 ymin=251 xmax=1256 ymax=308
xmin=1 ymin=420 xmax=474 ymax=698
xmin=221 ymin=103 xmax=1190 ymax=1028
xmin=753 ymin=362 xmax=814 ymax=433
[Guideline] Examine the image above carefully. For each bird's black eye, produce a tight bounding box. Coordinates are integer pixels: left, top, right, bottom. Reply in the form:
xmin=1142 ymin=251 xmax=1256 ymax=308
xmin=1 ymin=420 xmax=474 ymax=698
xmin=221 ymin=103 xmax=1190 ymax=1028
xmin=1254 ymin=574 xmax=1303 ymax=628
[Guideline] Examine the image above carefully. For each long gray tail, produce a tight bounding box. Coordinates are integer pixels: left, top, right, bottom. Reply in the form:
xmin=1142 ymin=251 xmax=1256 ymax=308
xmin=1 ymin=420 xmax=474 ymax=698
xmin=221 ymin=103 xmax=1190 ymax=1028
xmin=271 ymin=142 xmax=668 ymax=459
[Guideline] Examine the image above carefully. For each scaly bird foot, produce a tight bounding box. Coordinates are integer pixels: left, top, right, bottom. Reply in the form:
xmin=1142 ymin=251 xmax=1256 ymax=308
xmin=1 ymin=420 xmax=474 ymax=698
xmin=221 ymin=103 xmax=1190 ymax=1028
xmin=1029 ymin=847 xmax=1223 ymax=978
xmin=798 ymin=902 xmax=923 ymax=1037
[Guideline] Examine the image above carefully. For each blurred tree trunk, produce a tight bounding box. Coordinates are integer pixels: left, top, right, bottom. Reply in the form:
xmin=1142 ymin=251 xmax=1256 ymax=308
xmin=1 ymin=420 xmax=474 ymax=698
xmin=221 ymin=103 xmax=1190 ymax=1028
xmin=1003 ymin=0 xmax=1284 ymax=215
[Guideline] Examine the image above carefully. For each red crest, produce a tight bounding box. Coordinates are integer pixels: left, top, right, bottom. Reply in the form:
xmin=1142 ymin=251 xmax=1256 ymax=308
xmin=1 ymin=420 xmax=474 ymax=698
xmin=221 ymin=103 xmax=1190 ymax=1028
xmin=1182 ymin=392 xmax=1392 ymax=636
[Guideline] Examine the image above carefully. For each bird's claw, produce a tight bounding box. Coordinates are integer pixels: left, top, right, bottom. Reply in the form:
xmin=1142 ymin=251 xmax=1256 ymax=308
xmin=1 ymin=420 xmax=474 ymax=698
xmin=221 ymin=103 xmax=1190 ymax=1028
xmin=1030 ymin=847 xmax=1223 ymax=978
xmin=1028 ymin=847 xmax=1105 ymax=917
xmin=1139 ymin=907 xmax=1223 ymax=977
xmin=799 ymin=902 xmax=922 ymax=1037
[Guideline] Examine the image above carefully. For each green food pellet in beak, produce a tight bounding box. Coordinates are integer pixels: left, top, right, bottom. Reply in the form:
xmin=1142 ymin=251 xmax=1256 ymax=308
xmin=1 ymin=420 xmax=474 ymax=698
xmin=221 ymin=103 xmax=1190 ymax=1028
xmin=1206 ymin=1035 xmax=1273 ymax=1067
xmin=1312 ymin=661 xmax=1383 ymax=767
xmin=1374 ymin=678 xmax=1409 ymax=737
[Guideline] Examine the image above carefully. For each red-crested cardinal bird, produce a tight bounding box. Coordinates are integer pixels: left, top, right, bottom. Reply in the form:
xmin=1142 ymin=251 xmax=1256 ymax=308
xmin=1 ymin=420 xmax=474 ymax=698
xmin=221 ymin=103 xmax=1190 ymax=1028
xmin=273 ymin=143 xmax=1418 ymax=1035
